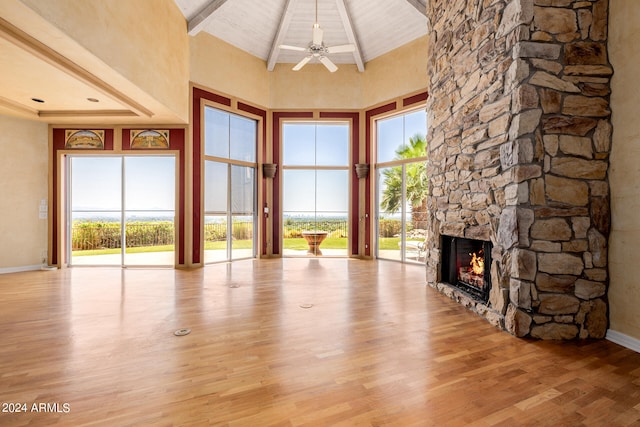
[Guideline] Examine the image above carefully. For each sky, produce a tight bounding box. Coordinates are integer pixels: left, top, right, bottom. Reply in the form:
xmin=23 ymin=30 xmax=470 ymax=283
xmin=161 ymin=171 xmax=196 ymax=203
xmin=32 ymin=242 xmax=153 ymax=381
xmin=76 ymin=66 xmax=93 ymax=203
xmin=282 ymin=123 xmax=349 ymax=217
xmin=376 ymin=110 xmax=427 ymax=218
xmin=204 ymin=162 xmax=255 ymax=214
xmin=205 ymin=107 xmax=256 ymax=162
xmin=377 ymin=109 xmax=427 ymax=163
xmin=203 ymin=107 xmax=258 ymax=216
xmin=283 ymin=123 xmax=349 ymax=166
xmin=71 ymin=156 xmax=176 ymax=216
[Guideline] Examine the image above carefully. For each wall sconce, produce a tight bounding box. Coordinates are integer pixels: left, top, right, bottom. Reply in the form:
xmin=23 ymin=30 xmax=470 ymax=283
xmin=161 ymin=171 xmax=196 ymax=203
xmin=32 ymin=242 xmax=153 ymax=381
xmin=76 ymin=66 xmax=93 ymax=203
xmin=263 ymin=163 xmax=277 ymax=179
xmin=355 ymin=163 xmax=369 ymax=179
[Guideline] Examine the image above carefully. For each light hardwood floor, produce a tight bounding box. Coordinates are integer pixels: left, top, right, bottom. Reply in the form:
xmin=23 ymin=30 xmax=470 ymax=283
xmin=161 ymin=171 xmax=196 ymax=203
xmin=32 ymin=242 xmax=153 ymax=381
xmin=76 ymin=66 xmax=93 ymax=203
xmin=1 ymin=258 xmax=640 ymax=426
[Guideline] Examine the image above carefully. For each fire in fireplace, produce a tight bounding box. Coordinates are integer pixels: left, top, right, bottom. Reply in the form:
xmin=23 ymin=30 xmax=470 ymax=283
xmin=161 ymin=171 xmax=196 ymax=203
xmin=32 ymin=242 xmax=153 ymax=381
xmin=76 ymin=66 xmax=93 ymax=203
xmin=441 ymin=236 xmax=492 ymax=302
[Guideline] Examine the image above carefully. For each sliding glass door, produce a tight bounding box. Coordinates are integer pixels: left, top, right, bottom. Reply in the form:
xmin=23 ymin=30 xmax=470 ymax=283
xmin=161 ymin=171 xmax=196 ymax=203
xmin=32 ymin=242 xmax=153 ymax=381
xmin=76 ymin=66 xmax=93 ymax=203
xmin=69 ymin=157 xmax=121 ymax=266
xmin=68 ymin=155 xmax=176 ymax=267
xmin=123 ymin=157 xmax=176 ymax=266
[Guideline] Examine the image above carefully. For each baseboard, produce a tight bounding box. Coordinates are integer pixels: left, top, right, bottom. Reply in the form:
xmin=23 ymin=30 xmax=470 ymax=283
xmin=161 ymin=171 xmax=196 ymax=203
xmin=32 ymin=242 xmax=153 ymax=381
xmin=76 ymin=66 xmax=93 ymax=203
xmin=0 ymin=264 xmax=45 ymax=274
xmin=606 ymin=329 xmax=640 ymax=353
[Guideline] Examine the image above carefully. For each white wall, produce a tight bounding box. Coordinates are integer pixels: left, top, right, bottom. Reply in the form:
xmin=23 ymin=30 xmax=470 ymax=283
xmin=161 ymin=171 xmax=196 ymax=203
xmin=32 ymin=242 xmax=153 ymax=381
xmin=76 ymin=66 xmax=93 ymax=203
xmin=608 ymin=1 xmax=640 ymax=343
xmin=0 ymin=115 xmax=48 ymax=271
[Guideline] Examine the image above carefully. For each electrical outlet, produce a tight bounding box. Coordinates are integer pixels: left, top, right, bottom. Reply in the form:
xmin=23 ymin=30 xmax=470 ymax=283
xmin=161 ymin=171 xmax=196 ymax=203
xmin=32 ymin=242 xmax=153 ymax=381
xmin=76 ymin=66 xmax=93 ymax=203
xmin=39 ymin=199 xmax=48 ymax=219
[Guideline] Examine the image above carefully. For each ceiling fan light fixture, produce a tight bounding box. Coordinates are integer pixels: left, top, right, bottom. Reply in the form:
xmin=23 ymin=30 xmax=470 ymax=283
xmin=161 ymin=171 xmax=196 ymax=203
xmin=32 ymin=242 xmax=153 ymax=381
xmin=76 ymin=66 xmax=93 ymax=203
xmin=279 ymin=0 xmax=355 ymax=73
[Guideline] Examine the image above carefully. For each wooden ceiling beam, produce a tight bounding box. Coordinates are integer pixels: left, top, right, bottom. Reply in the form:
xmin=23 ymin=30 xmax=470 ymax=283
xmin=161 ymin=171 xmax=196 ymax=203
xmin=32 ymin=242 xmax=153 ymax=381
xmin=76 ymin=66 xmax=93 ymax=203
xmin=405 ymin=0 xmax=427 ymax=17
xmin=335 ymin=0 xmax=365 ymax=72
xmin=188 ymin=0 xmax=229 ymax=36
xmin=267 ymin=0 xmax=298 ymax=72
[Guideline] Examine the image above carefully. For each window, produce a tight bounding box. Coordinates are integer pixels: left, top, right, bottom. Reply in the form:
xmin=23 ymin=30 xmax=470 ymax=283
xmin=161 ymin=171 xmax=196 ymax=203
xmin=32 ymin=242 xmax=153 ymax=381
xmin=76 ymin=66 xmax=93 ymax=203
xmin=282 ymin=122 xmax=350 ymax=256
xmin=375 ymin=109 xmax=427 ymax=263
xmin=203 ymin=106 xmax=258 ymax=263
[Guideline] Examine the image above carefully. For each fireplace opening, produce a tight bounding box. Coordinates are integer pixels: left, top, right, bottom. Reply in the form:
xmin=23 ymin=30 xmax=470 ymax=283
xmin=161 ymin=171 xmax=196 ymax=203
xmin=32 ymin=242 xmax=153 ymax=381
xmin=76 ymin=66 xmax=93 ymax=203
xmin=441 ymin=236 xmax=492 ymax=303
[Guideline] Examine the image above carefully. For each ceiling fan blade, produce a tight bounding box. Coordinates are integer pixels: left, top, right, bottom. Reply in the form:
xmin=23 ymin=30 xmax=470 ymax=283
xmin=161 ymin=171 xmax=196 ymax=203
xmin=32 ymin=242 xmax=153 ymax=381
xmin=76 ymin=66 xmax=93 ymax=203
xmin=326 ymin=44 xmax=355 ymax=54
xmin=312 ymin=24 xmax=323 ymax=45
xmin=319 ymin=56 xmax=338 ymax=73
xmin=292 ymin=56 xmax=312 ymax=71
xmin=279 ymin=44 xmax=307 ymax=52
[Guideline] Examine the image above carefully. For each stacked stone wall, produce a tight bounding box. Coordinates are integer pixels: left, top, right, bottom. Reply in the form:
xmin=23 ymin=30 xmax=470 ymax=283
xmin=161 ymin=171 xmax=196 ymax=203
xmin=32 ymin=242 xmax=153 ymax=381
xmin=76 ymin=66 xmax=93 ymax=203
xmin=425 ymin=0 xmax=611 ymax=339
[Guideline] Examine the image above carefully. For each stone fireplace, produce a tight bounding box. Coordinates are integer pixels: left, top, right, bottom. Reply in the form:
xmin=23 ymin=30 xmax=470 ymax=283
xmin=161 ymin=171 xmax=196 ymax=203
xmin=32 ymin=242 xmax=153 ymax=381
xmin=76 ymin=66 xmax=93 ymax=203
xmin=424 ymin=0 xmax=611 ymax=339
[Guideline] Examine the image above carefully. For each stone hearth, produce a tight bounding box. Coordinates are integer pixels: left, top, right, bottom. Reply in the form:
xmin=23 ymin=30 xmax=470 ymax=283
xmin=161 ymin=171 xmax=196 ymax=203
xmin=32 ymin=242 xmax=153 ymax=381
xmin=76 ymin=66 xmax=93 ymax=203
xmin=424 ymin=0 xmax=611 ymax=339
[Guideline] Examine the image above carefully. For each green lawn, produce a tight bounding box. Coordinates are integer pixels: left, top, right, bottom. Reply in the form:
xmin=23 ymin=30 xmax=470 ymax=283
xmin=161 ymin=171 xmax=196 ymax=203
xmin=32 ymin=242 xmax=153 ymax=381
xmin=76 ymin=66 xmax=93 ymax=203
xmin=379 ymin=237 xmax=400 ymax=250
xmin=73 ymin=245 xmax=175 ymax=256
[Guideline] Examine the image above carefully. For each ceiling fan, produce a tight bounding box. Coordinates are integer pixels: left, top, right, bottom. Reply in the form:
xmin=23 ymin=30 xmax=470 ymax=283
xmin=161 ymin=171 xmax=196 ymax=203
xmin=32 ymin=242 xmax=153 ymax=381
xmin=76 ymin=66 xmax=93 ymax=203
xmin=279 ymin=0 xmax=356 ymax=72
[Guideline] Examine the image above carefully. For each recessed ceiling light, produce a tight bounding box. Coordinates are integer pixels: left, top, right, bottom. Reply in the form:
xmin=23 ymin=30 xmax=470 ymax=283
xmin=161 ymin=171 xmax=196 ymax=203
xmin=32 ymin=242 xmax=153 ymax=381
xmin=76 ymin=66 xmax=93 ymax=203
xmin=87 ymin=97 xmax=99 ymax=103
xmin=31 ymin=98 xmax=44 ymax=103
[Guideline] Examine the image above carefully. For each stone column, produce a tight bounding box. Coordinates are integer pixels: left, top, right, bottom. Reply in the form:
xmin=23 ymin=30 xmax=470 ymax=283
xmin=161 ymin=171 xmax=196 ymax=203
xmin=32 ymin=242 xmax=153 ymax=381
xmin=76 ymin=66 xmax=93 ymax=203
xmin=425 ymin=0 xmax=611 ymax=339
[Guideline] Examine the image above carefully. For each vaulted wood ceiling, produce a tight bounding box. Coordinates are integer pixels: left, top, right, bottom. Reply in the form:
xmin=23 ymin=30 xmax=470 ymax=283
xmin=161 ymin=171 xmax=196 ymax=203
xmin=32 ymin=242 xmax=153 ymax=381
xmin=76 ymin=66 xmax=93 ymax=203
xmin=174 ymin=0 xmax=428 ymax=72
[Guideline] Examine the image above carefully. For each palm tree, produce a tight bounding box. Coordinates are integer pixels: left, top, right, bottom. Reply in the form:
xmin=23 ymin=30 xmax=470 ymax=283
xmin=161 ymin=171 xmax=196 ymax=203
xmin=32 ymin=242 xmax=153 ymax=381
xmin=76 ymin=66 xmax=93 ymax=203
xmin=380 ymin=133 xmax=428 ymax=230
